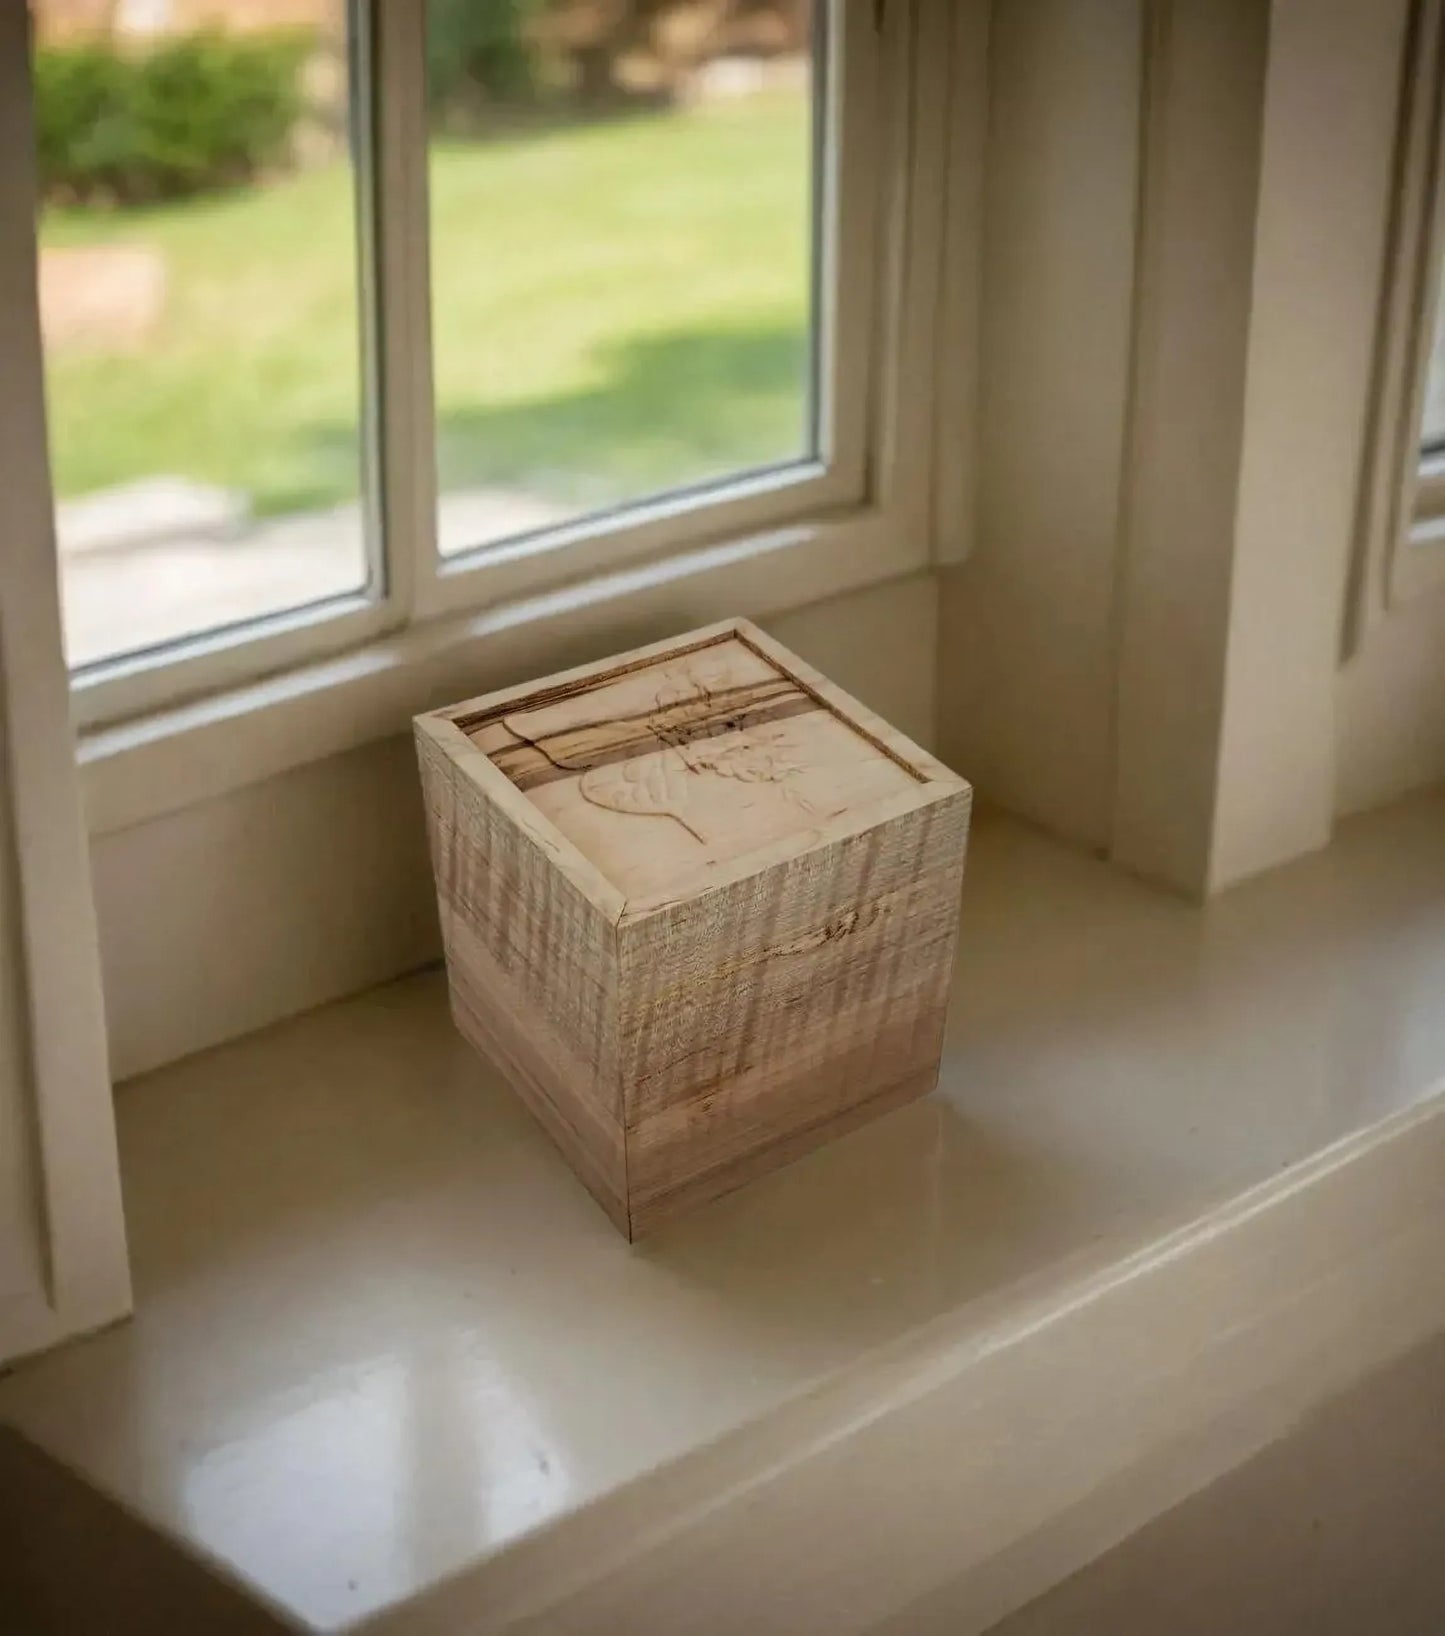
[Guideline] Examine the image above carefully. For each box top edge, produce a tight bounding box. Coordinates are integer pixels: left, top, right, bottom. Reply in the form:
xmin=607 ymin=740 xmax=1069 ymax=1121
xmin=412 ymin=618 xmax=750 ymax=733
xmin=417 ymin=619 xmax=971 ymax=911
xmin=615 ymin=780 xmax=972 ymax=927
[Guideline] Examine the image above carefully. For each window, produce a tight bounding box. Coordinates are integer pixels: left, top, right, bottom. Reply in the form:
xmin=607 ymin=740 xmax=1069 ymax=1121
xmin=39 ymin=3 xmax=376 ymax=671
xmin=28 ymin=1 xmax=909 ymax=731
xmin=428 ymin=1 xmax=825 ymax=560
xmin=1402 ymin=0 xmax=1445 ymax=598
xmin=1349 ymin=0 xmax=1445 ymax=635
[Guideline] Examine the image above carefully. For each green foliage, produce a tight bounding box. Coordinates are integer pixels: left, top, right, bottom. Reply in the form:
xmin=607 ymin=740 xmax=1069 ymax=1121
xmin=34 ymin=30 xmax=312 ymax=207
xmin=41 ymin=97 xmax=812 ymax=515
xmin=426 ymin=0 xmax=545 ymax=124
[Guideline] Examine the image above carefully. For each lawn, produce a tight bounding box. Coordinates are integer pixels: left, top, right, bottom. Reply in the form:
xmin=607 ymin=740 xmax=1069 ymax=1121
xmin=40 ymin=94 xmax=815 ymax=525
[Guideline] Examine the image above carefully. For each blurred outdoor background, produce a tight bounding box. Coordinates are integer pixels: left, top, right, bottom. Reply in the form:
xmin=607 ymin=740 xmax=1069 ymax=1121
xmin=33 ymin=0 xmax=817 ymax=666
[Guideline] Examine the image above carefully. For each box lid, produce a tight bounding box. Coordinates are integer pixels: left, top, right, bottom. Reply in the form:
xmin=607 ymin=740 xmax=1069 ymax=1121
xmin=448 ymin=620 xmax=959 ymax=905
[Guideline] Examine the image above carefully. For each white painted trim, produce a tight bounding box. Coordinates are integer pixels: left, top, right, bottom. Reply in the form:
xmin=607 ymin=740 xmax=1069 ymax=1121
xmin=861 ymin=0 xmax=947 ymax=554
xmin=1113 ymin=0 xmax=1407 ymax=894
xmin=417 ymin=461 xmax=862 ymax=621
xmin=814 ymin=0 xmax=877 ymax=495
xmin=80 ymin=511 xmax=929 ymax=836
xmin=361 ymin=1091 xmax=1445 ymax=1636
xmin=0 ymin=6 xmax=130 ymax=1367
xmin=1347 ymin=0 xmax=1445 ymax=636
xmin=1109 ymin=0 xmax=1271 ymax=894
xmin=1335 ymin=0 xmax=1445 ymax=818
xmin=370 ymin=0 xmax=433 ymax=627
xmin=939 ymin=0 xmax=1144 ymax=856
xmin=1206 ymin=0 xmax=1408 ymax=890
xmin=930 ymin=0 xmax=991 ymax=566
xmin=1387 ymin=0 xmax=1445 ymax=606
xmin=1396 ymin=11 xmax=1445 ymax=606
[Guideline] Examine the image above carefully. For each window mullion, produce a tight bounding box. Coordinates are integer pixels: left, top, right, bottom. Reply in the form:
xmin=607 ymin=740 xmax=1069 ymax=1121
xmin=369 ymin=0 xmax=438 ymax=625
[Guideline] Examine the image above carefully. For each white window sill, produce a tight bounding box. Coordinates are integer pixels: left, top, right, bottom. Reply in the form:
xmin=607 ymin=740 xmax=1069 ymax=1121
xmin=78 ymin=511 xmax=925 ymax=836
xmin=3 ymin=796 xmax=1444 ymax=1633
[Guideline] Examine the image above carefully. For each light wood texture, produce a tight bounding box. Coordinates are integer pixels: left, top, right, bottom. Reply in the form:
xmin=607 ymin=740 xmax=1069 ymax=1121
xmin=415 ymin=723 xmax=627 ymax=1233
xmin=463 ymin=633 xmax=924 ymax=901
xmin=417 ymin=618 xmax=970 ymax=1237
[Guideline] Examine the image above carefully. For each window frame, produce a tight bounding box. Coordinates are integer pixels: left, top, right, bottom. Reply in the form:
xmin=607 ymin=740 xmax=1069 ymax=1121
xmin=63 ymin=0 xmax=923 ymax=738
xmin=1352 ymin=0 xmax=1445 ymax=646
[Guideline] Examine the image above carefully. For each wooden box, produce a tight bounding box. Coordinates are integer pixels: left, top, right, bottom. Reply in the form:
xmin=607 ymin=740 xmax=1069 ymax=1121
xmin=414 ymin=619 xmax=971 ymax=1238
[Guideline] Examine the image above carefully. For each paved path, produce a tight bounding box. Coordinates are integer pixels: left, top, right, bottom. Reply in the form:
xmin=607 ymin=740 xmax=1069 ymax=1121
xmin=58 ymin=484 xmax=566 ymax=669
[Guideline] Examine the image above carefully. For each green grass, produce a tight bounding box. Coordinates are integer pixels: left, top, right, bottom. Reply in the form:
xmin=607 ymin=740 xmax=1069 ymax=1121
xmin=40 ymin=96 xmax=814 ymax=519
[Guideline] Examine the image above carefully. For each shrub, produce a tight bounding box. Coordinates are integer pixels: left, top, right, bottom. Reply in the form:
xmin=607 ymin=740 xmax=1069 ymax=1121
xmin=34 ymin=30 xmax=312 ymax=207
xmin=426 ymin=0 xmax=546 ymax=126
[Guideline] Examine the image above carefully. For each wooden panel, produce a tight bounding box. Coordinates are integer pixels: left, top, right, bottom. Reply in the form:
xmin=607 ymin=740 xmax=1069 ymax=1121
xmin=416 ymin=728 xmax=626 ymax=1231
xmin=446 ymin=914 xmax=628 ymax=1235
xmin=620 ymin=790 xmax=971 ymax=1232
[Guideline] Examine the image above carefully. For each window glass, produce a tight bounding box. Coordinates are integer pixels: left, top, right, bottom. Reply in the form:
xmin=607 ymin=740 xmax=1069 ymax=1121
xmin=36 ymin=3 xmax=371 ymax=669
xmin=426 ymin=0 xmax=821 ymax=558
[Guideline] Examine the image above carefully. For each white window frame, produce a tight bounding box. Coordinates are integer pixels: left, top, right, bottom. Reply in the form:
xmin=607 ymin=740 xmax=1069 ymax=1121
xmin=1353 ymin=0 xmax=1445 ymax=641
xmin=58 ymin=1 xmax=936 ymax=771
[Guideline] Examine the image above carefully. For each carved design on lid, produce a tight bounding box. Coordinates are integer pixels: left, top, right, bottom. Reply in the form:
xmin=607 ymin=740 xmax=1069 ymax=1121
xmin=577 ymin=667 xmax=815 ymax=845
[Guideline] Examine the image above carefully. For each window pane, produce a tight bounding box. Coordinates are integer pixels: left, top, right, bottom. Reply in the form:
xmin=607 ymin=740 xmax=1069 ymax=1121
xmin=1423 ymin=276 xmax=1445 ymax=453
xmin=426 ymin=0 xmax=820 ymax=558
xmin=37 ymin=4 xmax=372 ymax=670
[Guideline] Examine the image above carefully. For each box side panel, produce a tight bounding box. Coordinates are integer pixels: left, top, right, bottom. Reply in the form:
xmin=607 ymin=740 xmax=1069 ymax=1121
xmin=619 ymin=787 xmax=971 ymax=1235
xmin=732 ymin=617 xmax=968 ymax=789
xmin=416 ymin=729 xmax=627 ymax=1234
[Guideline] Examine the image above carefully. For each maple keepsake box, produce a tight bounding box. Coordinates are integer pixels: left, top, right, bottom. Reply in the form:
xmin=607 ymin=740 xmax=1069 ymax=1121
xmin=414 ymin=618 xmax=971 ymax=1238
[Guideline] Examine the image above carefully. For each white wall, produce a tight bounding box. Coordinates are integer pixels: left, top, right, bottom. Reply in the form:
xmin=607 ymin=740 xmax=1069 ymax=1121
xmin=1337 ymin=592 xmax=1445 ymax=816
xmin=938 ymin=0 xmax=1142 ymax=854
xmin=1205 ymin=0 xmax=1407 ymax=888
xmin=93 ymin=573 xmax=938 ymax=1081
xmin=1214 ymin=0 xmax=1445 ymax=842
xmin=1106 ymin=0 xmax=1270 ymax=893
xmin=939 ymin=0 xmax=1445 ymax=895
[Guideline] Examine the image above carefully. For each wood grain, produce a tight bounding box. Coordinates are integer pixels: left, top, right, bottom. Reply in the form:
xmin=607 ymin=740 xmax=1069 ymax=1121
xmin=416 ymin=619 xmax=971 ymax=1238
xmin=466 ymin=635 xmax=923 ymax=902
xmin=619 ymin=792 xmax=969 ymax=1233
xmin=416 ymin=724 xmax=627 ymax=1231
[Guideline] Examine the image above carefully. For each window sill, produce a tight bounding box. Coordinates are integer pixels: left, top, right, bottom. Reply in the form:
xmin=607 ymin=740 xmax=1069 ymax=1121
xmin=78 ymin=510 xmax=925 ymax=836
xmin=4 ymin=795 xmax=1445 ymax=1632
